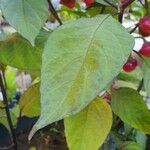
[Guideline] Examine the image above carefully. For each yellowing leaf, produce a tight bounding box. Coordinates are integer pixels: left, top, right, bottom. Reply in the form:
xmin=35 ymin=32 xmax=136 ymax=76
xmin=19 ymin=83 xmax=40 ymax=117
xmin=64 ymin=97 xmax=112 ymax=150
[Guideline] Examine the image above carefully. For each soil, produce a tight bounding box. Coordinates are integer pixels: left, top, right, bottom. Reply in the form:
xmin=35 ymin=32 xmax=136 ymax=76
xmin=1 ymin=121 xmax=68 ymax=150
xmin=17 ymin=122 xmax=68 ymax=150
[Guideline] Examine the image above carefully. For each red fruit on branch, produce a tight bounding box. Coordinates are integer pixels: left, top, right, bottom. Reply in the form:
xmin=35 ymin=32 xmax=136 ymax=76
xmin=60 ymin=0 xmax=76 ymax=8
xmin=123 ymin=58 xmax=138 ymax=72
xmin=129 ymin=58 xmax=138 ymax=66
xmin=139 ymin=28 xmax=150 ymax=37
xmin=139 ymin=16 xmax=150 ymax=36
xmin=83 ymin=0 xmax=95 ymax=7
xmin=120 ymin=0 xmax=130 ymax=7
xmin=139 ymin=42 xmax=150 ymax=57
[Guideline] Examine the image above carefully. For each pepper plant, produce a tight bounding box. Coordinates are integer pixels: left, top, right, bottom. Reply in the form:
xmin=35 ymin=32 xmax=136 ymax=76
xmin=0 ymin=0 xmax=150 ymax=149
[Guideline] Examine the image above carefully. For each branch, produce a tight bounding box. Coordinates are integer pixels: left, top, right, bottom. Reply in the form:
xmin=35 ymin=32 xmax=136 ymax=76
xmin=137 ymin=79 xmax=144 ymax=92
xmin=0 ymin=144 xmax=14 ymax=150
xmin=118 ymin=0 xmax=136 ymax=23
xmin=118 ymin=9 xmax=124 ymax=23
xmin=100 ymin=6 xmax=106 ymax=14
xmin=133 ymin=50 xmax=142 ymax=58
xmin=144 ymin=0 xmax=150 ymax=15
xmin=47 ymin=0 xmax=63 ymax=25
xmin=0 ymin=73 xmax=18 ymax=150
xmin=103 ymin=0 xmax=118 ymax=9
xmin=129 ymin=23 xmax=139 ymax=34
xmin=138 ymin=0 xmax=145 ymax=7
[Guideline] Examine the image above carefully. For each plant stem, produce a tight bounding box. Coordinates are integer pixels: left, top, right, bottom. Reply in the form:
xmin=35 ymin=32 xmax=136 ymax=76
xmin=125 ymin=128 xmax=134 ymax=140
xmin=146 ymin=135 xmax=150 ymax=150
xmin=129 ymin=23 xmax=139 ymax=34
xmin=145 ymin=0 xmax=150 ymax=15
xmin=2 ymin=71 xmax=7 ymax=89
xmin=103 ymin=0 xmax=118 ymax=9
xmin=138 ymin=0 xmax=145 ymax=7
xmin=137 ymin=79 xmax=144 ymax=92
xmin=133 ymin=50 xmax=142 ymax=58
xmin=0 ymin=143 xmax=15 ymax=150
xmin=118 ymin=0 xmax=136 ymax=23
xmin=0 ymin=73 xmax=18 ymax=150
xmin=47 ymin=0 xmax=63 ymax=25
xmin=118 ymin=9 xmax=124 ymax=23
xmin=100 ymin=6 xmax=106 ymax=14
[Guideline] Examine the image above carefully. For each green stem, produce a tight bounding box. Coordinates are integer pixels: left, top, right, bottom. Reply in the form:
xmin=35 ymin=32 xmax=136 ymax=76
xmin=0 ymin=73 xmax=18 ymax=150
xmin=47 ymin=0 xmax=63 ymax=25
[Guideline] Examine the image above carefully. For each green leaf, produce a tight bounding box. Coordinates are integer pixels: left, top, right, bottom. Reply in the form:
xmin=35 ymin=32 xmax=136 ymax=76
xmin=118 ymin=141 xmax=142 ymax=150
xmin=116 ymin=67 xmax=143 ymax=90
xmin=87 ymin=6 xmax=102 ymax=17
xmin=64 ymin=97 xmax=112 ymax=150
xmin=135 ymin=131 xmax=147 ymax=150
xmin=0 ymin=0 xmax=48 ymax=45
xmin=5 ymin=67 xmax=17 ymax=99
xmin=142 ymin=57 xmax=150 ymax=96
xmin=0 ymin=109 xmax=7 ymax=126
xmin=19 ymin=83 xmax=40 ymax=117
xmin=0 ymin=30 xmax=50 ymax=76
xmin=118 ymin=67 xmax=142 ymax=83
xmin=29 ymin=15 xmax=134 ymax=138
xmin=0 ymin=109 xmax=17 ymax=129
xmin=111 ymin=87 xmax=150 ymax=133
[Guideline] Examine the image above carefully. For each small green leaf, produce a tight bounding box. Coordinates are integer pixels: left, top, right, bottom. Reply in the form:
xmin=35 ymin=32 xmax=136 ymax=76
xmin=0 ymin=0 xmax=48 ymax=45
xmin=64 ymin=97 xmax=112 ymax=150
xmin=118 ymin=67 xmax=142 ymax=84
xmin=111 ymin=87 xmax=150 ymax=133
xmin=19 ymin=83 xmax=40 ymax=117
xmin=0 ymin=109 xmax=7 ymax=127
xmin=118 ymin=141 xmax=142 ymax=150
xmin=0 ymin=109 xmax=17 ymax=129
xmin=29 ymin=15 xmax=134 ymax=138
xmin=0 ymin=30 xmax=50 ymax=76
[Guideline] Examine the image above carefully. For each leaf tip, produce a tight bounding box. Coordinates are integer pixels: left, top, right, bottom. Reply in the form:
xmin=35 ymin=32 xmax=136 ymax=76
xmin=28 ymin=127 xmax=37 ymax=141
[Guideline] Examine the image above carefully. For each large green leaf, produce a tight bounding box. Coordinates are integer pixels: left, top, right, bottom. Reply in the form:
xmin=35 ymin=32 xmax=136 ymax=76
xmin=0 ymin=30 xmax=50 ymax=76
xmin=19 ymin=83 xmax=40 ymax=117
xmin=64 ymin=97 xmax=112 ymax=150
xmin=111 ymin=87 xmax=150 ymax=133
xmin=118 ymin=141 xmax=142 ymax=150
xmin=0 ymin=0 xmax=48 ymax=45
xmin=142 ymin=57 xmax=150 ymax=96
xmin=29 ymin=15 xmax=134 ymax=138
